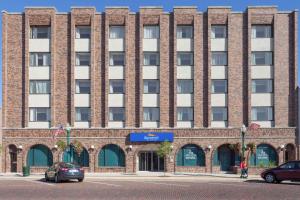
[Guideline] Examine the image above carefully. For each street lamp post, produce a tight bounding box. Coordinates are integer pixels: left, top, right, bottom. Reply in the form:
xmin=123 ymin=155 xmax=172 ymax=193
xmin=65 ymin=123 xmax=72 ymax=163
xmin=241 ymin=124 xmax=247 ymax=160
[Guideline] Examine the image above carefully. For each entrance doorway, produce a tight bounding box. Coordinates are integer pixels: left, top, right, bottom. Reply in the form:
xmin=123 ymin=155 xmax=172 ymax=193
xmin=139 ymin=151 xmax=164 ymax=172
xmin=9 ymin=145 xmax=17 ymax=172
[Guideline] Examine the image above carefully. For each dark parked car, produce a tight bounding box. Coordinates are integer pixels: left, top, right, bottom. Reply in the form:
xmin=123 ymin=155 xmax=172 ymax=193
xmin=261 ymin=161 xmax=300 ymax=183
xmin=45 ymin=162 xmax=84 ymax=183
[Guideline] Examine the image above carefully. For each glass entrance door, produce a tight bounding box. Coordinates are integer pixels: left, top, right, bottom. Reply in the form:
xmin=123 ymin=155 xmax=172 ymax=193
xmin=139 ymin=151 xmax=164 ymax=172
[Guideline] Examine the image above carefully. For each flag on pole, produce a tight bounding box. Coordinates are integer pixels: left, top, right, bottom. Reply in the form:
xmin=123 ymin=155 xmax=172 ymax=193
xmin=249 ymin=123 xmax=260 ymax=131
xmin=52 ymin=124 xmax=64 ymax=140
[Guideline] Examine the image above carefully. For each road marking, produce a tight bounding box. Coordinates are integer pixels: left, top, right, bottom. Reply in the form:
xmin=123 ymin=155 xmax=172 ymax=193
xmin=24 ymin=180 xmax=56 ymax=186
xmin=129 ymin=180 xmax=189 ymax=187
xmin=85 ymin=181 xmax=121 ymax=187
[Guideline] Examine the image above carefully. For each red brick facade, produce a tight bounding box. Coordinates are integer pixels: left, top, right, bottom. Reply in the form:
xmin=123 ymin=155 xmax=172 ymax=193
xmin=1 ymin=6 xmax=298 ymax=174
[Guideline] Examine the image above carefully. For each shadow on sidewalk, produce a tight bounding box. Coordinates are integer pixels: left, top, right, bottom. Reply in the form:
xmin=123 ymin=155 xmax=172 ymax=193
xmin=245 ymin=179 xmax=300 ymax=186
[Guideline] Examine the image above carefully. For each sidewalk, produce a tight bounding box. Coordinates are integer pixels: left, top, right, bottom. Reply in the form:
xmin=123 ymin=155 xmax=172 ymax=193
xmin=0 ymin=172 xmax=262 ymax=181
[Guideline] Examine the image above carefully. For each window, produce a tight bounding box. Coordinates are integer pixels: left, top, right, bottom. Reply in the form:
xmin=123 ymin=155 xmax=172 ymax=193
xmin=212 ymin=52 xmax=227 ymax=65
xmin=109 ymin=53 xmax=125 ymax=66
xmin=279 ymin=162 xmax=296 ymax=169
xmin=75 ymin=107 xmax=91 ymax=121
xmin=212 ymin=107 xmax=227 ymax=121
xmin=176 ymin=144 xmax=205 ymax=166
xmin=30 ymin=80 xmax=50 ymax=94
xmin=30 ymin=53 xmax=51 ymax=66
xmin=143 ymin=107 xmax=159 ymax=121
xmin=75 ymin=26 xmax=91 ymax=38
xmin=109 ymin=26 xmax=125 ymax=39
xmin=144 ymin=26 xmax=159 ymax=39
xmin=177 ymin=52 xmax=193 ymax=66
xmin=75 ymin=80 xmax=90 ymax=94
xmin=211 ymin=25 xmax=227 ymax=38
xmin=212 ymin=80 xmax=227 ymax=93
xmin=177 ymin=80 xmax=193 ymax=94
xmin=144 ymin=53 xmax=159 ymax=66
xmin=177 ymin=107 xmax=193 ymax=121
xmin=251 ymin=25 xmax=272 ymax=38
xmin=98 ymin=144 xmax=125 ymax=167
xmin=30 ymin=27 xmax=50 ymax=39
xmin=251 ymin=52 xmax=273 ymax=65
xmin=27 ymin=144 xmax=53 ymax=167
xmin=144 ymin=80 xmax=159 ymax=94
xmin=76 ymin=53 xmax=90 ymax=66
xmin=251 ymin=107 xmax=273 ymax=121
xmin=177 ymin=26 xmax=193 ymax=38
xmin=110 ymin=80 xmax=124 ymax=93
xmin=109 ymin=107 xmax=125 ymax=121
xmin=252 ymin=80 xmax=273 ymax=93
xmin=29 ymin=108 xmax=50 ymax=122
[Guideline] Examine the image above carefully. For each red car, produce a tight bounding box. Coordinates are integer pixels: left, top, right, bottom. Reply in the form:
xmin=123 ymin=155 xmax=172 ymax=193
xmin=261 ymin=161 xmax=300 ymax=183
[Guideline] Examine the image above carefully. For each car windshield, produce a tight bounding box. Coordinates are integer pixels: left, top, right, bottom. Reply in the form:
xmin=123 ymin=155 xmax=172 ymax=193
xmin=60 ymin=163 xmax=79 ymax=168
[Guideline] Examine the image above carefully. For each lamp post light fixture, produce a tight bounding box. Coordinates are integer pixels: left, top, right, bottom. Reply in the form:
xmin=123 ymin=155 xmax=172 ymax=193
xmin=65 ymin=123 xmax=72 ymax=163
xmin=241 ymin=124 xmax=247 ymax=160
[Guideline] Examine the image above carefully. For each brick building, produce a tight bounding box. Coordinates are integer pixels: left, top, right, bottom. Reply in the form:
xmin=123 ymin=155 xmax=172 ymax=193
xmin=1 ymin=6 xmax=298 ymax=174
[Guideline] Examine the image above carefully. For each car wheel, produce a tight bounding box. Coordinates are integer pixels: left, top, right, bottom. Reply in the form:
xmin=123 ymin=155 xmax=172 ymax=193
xmin=78 ymin=178 xmax=83 ymax=182
xmin=55 ymin=174 xmax=60 ymax=183
xmin=265 ymin=173 xmax=276 ymax=183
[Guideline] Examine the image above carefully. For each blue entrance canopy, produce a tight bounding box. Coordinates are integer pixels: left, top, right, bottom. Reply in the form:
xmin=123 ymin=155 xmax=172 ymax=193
xmin=130 ymin=132 xmax=174 ymax=142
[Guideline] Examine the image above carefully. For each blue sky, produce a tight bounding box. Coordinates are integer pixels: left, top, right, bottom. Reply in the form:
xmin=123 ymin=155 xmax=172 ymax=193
xmin=0 ymin=0 xmax=299 ymax=105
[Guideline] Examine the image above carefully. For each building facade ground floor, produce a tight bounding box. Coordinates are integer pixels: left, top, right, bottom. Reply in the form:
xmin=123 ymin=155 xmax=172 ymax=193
xmin=2 ymin=128 xmax=298 ymax=175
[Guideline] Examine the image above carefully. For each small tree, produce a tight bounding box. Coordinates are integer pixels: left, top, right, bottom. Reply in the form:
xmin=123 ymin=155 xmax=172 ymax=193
xmin=72 ymin=140 xmax=83 ymax=155
xmin=157 ymin=141 xmax=172 ymax=176
xmin=56 ymin=140 xmax=67 ymax=151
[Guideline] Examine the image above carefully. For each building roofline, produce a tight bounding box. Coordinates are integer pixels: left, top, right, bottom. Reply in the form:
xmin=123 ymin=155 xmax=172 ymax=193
xmin=139 ymin=6 xmax=163 ymax=9
xmin=247 ymin=5 xmax=278 ymax=9
xmin=105 ymin=6 xmax=129 ymax=9
xmin=25 ymin=6 xmax=57 ymax=11
xmin=71 ymin=6 xmax=96 ymax=9
xmin=173 ymin=6 xmax=197 ymax=9
xmin=207 ymin=6 xmax=232 ymax=9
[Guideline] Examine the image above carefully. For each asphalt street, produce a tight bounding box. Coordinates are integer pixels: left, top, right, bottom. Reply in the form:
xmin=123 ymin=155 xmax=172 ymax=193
xmin=0 ymin=176 xmax=299 ymax=200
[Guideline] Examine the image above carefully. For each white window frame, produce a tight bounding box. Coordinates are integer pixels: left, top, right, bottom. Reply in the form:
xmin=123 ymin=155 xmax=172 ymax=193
xmin=211 ymin=25 xmax=227 ymax=39
xmin=109 ymin=107 xmax=125 ymax=121
xmin=75 ymin=80 xmax=91 ymax=94
xmin=30 ymin=53 xmax=51 ymax=67
xmin=177 ymin=52 xmax=194 ymax=66
xmin=251 ymin=52 xmax=273 ymax=66
xmin=251 ymin=79 xmax=273 ymax=93
xmin=251 ymin=107 xmax=273 ymax=121
xmin=143 ymin=26 xmax=160 ymax=39
xmin=212 ymin=80 xmax=227 ymax=93
xmin=143 ymin=52 xmax=160 ymax=66
xmin=177 ymin=107 xmax=193 ymax=121
xmin=211 ymin=107 xmax=228 ymax=121
xmin=143 ymin=80 xmax=160 ymax=94
xmin=75 ymin=107 xmax=91 ymax=122
xmin=75 ymin=53 xmax=90 ymax=66
xmin=30 ymin=26 xmax=51 ymax=39
xmin=109 ymin=26 xmax=125 ymax=39
xmin=211 ymin=52 xmax=227 ymax=66
xmin=251 ymin=25 xmax=272 ymax=38
xmin=109 ymin=52 xmax=125 ymax=66
xmin=177 ymin=26 xmax=193 ymax=39
xmin=75 ymin=26 xmax=91 ymax=39
xmin=29 ymin=107 xmax=50 ymax=122
xmin=143 ymin=107 xmax=160 ymax=121
xmin=109 ymin=80 xmax=125 ymax=94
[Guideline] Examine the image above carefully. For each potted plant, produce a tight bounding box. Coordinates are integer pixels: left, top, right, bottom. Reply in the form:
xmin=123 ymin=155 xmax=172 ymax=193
xmin=56 ymin=140 xmax=67 ymax=151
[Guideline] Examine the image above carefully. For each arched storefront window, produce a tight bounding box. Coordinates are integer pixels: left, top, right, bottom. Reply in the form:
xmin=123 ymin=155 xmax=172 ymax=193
xmin=212 ymin=144 xmax=235 ymax=171
xmin=27 ymin=144 xmax=53 ymax=167
xmin=176 ymin=144 xmax=205 ymax=166
xmin=249 ymin=144 xmax=278 ymax=167
xmin=63 ymin=146 xmax=89 ymax=167
xmin=98 ymin=144 xmax=125 ymax=167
